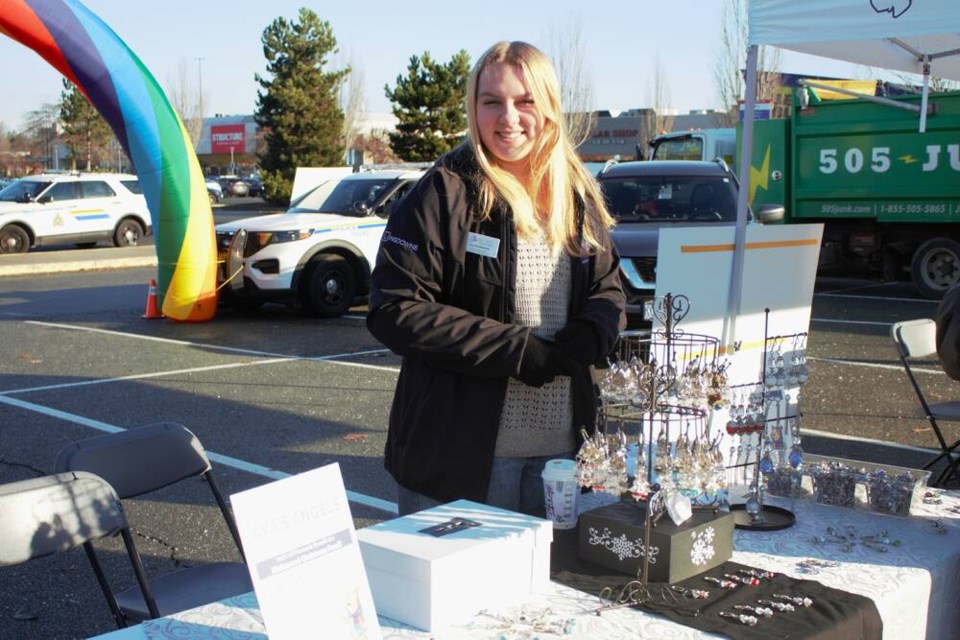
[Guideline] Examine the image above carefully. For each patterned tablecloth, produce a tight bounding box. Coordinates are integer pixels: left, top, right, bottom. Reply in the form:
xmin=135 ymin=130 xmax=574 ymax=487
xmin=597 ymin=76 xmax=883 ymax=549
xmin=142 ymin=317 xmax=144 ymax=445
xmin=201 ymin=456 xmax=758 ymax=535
xmin=92 ymin=488 xmax=960 ymax=640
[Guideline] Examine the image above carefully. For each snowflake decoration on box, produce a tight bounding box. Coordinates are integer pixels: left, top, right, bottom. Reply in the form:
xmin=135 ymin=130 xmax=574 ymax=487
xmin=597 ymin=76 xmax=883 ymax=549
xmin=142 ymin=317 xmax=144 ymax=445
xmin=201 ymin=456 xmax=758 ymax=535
xmin=690 ymin=526 xmax=716 ymax=566
xmin=587 ymin=526 xmax=659 ymax=564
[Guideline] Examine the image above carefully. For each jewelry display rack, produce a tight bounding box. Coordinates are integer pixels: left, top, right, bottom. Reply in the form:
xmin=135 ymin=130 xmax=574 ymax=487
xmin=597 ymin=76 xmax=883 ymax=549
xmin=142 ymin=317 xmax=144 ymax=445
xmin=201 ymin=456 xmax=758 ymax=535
xmin=729 ymin=308 xmax=808 ymax=531
xmin=579 ymin=293 xmax=731 ymax=610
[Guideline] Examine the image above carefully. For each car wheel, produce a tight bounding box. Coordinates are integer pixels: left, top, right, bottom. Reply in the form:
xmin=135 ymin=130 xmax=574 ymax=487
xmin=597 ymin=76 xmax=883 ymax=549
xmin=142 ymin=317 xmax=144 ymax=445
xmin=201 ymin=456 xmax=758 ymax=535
xmin=0 ymin=224 xmax=29 ymax=254
xmin=302 ymin=254 xmax=356 ymax=318
xmin=113 ymin=219 xmax=144 ymax=247
xmin=912 ymin=237 xmax=960 ymax=299
xmin=208 ymin=192 xmax=218 ymax=206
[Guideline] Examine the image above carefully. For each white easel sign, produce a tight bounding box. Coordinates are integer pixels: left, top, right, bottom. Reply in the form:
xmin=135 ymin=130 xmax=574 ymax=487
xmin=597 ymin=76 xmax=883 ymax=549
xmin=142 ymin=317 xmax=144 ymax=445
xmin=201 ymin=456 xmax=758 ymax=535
xmin=231 ymin=463 xmax=382 ymax=640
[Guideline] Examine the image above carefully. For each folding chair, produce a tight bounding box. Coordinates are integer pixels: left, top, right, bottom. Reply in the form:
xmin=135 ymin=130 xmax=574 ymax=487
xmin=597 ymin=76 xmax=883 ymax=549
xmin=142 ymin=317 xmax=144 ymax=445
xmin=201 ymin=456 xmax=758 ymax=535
xmin=54 ymin=422 xmax=252 ymax=623
xmin=891 ymin=318 xmax=960 ymax=486
xmin=0 ymin=472 xmax=159 ymax=629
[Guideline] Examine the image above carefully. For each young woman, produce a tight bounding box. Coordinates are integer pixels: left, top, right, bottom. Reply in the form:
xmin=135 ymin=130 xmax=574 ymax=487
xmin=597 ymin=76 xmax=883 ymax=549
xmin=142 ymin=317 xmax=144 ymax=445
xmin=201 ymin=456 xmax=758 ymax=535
xmin=367 ymin=41 xmax=625 ymax=516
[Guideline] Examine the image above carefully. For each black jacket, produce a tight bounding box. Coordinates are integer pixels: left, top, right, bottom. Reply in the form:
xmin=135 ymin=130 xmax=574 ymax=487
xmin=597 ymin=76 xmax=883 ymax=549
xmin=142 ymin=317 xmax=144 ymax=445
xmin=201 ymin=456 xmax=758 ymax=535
xmin=366 ymin=144 xmax=626 ymax=503
xmin=936 ymin=282 xmax=960 ymax=380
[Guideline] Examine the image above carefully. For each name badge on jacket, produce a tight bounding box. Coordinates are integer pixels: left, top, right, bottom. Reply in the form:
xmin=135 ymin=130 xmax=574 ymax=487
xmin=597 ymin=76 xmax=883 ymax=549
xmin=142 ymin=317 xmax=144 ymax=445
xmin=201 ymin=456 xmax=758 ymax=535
xmin=466 ymin=232 xmax=500 ymax=259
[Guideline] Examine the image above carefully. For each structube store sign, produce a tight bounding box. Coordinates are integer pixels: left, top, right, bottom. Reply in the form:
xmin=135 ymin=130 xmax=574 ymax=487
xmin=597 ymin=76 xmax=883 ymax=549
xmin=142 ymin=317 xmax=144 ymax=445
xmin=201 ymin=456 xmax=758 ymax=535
xmin=210 ymin=124 xmax=246 ymax=154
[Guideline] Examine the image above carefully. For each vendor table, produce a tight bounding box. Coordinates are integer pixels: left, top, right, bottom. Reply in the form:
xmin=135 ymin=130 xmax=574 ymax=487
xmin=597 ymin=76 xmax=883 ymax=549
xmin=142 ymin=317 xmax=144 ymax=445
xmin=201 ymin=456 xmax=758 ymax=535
xmin=91 ymin=489 xmax=960 ymax=640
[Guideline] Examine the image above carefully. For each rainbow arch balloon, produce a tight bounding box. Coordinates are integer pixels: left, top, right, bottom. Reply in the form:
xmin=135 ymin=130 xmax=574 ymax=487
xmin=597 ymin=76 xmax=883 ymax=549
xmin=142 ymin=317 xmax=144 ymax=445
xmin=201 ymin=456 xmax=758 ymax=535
xmin=0 ymin=0 xmax=217 ymax=321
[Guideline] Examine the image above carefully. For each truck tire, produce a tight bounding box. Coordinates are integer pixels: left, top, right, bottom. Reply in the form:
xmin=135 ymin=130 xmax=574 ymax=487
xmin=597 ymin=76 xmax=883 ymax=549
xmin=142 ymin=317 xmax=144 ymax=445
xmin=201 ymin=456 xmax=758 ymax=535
xmin=302 ymin=254 xmax=356 ymax=318
xmin=911 ymin=237 xmax=960 ymax=299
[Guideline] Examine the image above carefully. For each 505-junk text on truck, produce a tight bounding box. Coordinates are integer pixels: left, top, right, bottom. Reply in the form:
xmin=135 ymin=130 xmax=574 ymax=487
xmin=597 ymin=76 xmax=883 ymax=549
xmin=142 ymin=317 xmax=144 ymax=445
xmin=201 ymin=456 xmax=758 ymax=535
xmin=650 ymin=87 xmax=960 ymax=299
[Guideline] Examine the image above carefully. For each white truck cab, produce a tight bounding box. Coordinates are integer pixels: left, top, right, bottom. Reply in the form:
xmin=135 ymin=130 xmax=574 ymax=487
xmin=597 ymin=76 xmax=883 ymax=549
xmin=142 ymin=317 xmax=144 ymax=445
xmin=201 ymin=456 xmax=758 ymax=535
xmin=647 ymin=128 xmax=735 ymax=165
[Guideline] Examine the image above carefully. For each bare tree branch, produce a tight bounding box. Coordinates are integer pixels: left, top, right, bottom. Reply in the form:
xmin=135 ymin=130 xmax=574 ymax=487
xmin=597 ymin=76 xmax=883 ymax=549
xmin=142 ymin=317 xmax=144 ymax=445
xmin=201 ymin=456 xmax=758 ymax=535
xmin=713 ymin=0 xmax=782 ymax=126
xmin=341 ymin=58 xmax=366 ymax=156
xmin=642 ymin=55 xmax=675 ymax=148
xmin=167 ymin=58 xmax=204 ymax=147
xmin=543 ymin=20 xmax=596 ymax=147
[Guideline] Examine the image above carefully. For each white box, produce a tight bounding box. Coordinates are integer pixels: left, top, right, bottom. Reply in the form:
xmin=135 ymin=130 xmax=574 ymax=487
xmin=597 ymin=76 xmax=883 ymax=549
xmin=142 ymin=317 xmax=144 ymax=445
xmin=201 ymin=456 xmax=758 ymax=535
xmin=357 ymin=500 xmax=552 ymax=631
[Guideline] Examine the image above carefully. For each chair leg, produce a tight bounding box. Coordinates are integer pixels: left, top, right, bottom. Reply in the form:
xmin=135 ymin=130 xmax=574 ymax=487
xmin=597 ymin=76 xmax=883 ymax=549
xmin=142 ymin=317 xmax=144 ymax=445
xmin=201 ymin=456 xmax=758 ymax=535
xmin=898 ymin=352 xmax=960 ymax=486
xmin=924 ymin=439 xmax=960 ymax=487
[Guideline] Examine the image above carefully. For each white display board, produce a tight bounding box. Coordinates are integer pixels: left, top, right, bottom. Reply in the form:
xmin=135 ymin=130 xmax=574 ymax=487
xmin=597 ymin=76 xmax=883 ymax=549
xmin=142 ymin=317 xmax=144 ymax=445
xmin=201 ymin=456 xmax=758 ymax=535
xmin=655 ymin=223 xmax=823 ymax=379
xmin=653 ymin=223 xmax=823 ymax=462
xmin=231 ymin=464 xmax=382 ymax=640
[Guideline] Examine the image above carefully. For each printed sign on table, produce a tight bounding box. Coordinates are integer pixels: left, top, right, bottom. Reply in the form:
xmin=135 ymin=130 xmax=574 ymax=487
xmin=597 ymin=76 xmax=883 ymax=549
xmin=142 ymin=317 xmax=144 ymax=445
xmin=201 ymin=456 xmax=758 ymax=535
xmin=231 ymin=464 xmax=382 ymax=640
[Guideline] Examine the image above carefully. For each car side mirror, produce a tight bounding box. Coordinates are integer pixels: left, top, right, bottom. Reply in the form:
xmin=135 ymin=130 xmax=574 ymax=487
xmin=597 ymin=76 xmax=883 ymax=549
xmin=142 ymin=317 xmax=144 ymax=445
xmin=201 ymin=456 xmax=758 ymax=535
xmin=20 ymin=193 xmax=35 ymax=203
xmin=352 ymin=201 xmax=372 ymax=215
xmin=755 ymin=203 xmax=785 ymax=224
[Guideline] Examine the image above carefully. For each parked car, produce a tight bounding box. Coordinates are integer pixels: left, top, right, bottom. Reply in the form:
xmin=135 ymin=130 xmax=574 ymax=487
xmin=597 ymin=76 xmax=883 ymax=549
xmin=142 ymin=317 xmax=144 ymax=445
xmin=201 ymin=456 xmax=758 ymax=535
xmin=205 ymin=178 xmax=223 ymax=204
xmin=599 ymin=159 xmax=782 ymax=327
xmin=214 ymin=167 xmax=427 ymax=316
xmin=218 ymin=176 xmax=250 ymax=197
xmin=244 ymin=175 xmax=263 ymax=197
xmin=0 ymin=172 xmax=152 ymax=254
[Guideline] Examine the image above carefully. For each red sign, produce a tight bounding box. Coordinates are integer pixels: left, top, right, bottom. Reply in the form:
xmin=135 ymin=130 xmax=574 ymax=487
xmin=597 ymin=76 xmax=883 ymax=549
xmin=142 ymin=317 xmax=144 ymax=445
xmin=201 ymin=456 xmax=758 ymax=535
xmin=210 ymin=124 xmax=246 ymax=154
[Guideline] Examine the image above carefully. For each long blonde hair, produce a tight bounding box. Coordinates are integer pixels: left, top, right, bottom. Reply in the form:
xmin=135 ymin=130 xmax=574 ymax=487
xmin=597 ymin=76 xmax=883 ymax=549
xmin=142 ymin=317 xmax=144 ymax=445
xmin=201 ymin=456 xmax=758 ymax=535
xmin=466 ymin=41 xmax=614 ymax=255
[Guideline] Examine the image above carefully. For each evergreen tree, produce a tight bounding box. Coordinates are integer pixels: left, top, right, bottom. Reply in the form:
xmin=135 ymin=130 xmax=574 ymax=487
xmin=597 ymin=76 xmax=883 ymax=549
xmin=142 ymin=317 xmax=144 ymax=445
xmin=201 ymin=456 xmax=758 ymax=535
xmin=59 ymin=80 xmax=112 ymax=171
xmin=385 ymin=50 xmax=470 ymax=162
xmin=255 ymin=8 xmax=348 ymax=205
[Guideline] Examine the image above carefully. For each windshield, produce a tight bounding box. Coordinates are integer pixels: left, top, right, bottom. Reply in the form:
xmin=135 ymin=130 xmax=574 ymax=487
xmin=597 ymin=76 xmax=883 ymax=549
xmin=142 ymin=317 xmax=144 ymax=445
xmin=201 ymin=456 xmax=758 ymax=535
xmin=652 ymin=137 xmax=703 ymax=161
xmin=289 ymin=177 xmax=395 ymax=216
xmin=120 ymin=179 xmax=142 ymax=194
xmin=0 ymin=179 xmax=51 ymax=202
xmin=601 ymin=175 xmax=738 ymax=223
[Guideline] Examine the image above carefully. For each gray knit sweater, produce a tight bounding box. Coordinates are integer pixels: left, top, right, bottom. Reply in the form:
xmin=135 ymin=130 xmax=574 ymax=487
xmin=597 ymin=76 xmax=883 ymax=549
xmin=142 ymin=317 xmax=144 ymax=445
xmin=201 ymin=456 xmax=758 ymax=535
xmin=494 ymin=230 xmax=575 ymax=457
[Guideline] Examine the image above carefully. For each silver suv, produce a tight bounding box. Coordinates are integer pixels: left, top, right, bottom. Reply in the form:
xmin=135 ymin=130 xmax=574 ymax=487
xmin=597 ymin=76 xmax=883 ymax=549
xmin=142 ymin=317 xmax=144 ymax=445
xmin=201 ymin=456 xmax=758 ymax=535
xmin=600 ymin=159 xmax=781 ymax=327
xmin=0 ymin=173 xmax=151 ymax=253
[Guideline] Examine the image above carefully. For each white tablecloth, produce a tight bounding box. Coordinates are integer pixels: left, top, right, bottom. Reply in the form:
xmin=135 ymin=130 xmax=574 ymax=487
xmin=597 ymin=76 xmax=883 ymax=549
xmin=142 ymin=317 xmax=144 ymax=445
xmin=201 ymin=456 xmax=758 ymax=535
xmin=92 ymin=488 xmax=960 ymax=640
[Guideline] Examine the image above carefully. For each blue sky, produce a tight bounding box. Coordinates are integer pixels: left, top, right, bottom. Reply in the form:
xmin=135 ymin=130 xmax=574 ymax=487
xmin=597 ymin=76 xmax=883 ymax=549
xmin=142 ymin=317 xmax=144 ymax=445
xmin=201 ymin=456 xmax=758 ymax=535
xmin=0 ymin=0 xmax=885 ymax=132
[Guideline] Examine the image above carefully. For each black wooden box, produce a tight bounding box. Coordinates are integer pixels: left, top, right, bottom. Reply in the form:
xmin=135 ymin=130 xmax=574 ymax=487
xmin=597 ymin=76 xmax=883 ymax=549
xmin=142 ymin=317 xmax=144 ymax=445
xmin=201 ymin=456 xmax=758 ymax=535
xmin=578 ymin=500 xmax=734 ymax=583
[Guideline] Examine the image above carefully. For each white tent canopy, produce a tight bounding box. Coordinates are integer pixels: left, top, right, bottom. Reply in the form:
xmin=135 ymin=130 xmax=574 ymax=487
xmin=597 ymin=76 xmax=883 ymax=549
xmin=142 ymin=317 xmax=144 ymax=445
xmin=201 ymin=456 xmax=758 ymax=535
xmin=724 ymin=0 xmax=960 ymax=346
xmin=749 ymin=0 xmax=960 ymax=81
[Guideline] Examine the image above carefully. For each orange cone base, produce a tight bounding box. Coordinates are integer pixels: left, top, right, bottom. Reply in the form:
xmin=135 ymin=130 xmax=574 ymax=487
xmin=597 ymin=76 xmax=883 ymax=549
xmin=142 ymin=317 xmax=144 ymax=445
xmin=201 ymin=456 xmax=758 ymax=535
xmin=142 ymin=279 xmax=163 ymax=319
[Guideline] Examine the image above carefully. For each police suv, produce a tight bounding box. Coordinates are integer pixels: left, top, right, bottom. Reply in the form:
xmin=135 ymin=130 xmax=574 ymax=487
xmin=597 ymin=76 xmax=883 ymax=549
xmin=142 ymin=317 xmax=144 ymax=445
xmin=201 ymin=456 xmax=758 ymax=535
xmin=215 ymin=167 xmax=427 ymax=317
xmin=0 ymin=172 xmax=151 ymax=254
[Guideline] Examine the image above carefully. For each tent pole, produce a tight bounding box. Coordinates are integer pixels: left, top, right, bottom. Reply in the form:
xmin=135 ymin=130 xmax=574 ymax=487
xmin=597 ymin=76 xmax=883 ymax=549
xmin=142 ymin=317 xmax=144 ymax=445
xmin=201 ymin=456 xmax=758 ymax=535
xmin=920 ymin=56 xmax=931 ymax=134
xmin=725 ymin=44 xmax=758 ymax=351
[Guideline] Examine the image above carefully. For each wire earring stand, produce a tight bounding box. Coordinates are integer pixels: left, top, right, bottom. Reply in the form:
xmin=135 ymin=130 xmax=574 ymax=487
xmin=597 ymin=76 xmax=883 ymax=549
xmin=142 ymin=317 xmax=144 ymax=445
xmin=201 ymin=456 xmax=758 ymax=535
xmin=582 ymin=293 xmax=731 ymax=612
xmin=729 ymin=308 xmax=807 ymax=531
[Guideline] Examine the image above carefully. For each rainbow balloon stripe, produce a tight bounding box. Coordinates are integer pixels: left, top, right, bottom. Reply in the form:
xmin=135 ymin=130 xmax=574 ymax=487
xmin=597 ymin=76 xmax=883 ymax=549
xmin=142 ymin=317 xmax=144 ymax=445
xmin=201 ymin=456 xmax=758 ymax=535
xmin=0 ymin=0 xmax=217 ymax=321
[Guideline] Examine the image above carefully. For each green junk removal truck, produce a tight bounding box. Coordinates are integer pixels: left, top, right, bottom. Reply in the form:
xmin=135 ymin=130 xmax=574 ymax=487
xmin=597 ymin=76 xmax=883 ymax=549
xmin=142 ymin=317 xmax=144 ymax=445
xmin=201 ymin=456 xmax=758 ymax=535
xmin=651 ymin=87 xmax=960 ymax=299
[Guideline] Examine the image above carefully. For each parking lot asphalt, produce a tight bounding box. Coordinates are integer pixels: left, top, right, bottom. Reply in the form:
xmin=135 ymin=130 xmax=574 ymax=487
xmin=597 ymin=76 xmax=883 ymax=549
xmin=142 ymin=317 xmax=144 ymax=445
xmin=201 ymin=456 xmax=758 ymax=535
xmin=2 ymin=230 xmax=957 ymax=638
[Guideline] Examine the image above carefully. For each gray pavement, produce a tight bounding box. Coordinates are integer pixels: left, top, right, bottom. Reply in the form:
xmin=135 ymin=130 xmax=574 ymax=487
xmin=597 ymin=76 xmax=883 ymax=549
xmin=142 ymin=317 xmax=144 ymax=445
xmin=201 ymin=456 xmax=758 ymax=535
xmin=2 ymin=234 xmax=959 ymax=638
xmin=0 ymin=244 xmax=157 ymax=276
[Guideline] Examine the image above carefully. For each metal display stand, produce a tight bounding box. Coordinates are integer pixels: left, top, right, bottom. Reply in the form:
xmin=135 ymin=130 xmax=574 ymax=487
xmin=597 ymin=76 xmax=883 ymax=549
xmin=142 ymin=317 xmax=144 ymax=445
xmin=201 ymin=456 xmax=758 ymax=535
xmin=581 ymin=293 xmax=731 ymax=610
xmin=730 ymin=308 xmax=807 ymax=531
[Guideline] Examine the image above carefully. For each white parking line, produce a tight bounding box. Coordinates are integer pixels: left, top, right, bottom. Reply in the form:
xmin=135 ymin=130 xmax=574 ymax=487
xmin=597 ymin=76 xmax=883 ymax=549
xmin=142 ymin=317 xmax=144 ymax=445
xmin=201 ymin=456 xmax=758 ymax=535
xmin=811 ymin=318 xmax=894 ymax=327
xmin=815 ymin=292 xmax=936 ymax=303
xmin=7 ymin=320 xmax=400 ymax=515
xmin=0 ymin=393 xmax=399 ymax=515
xmin=814 ymin=281 xmax=899 ymax=295
xmin=5 ymin=321 xmax=397 ymax=395
xmin=2 ymin=357 xmax=295 ymax=395
xmin=809 ymin=356 xmax=943 ymax=375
